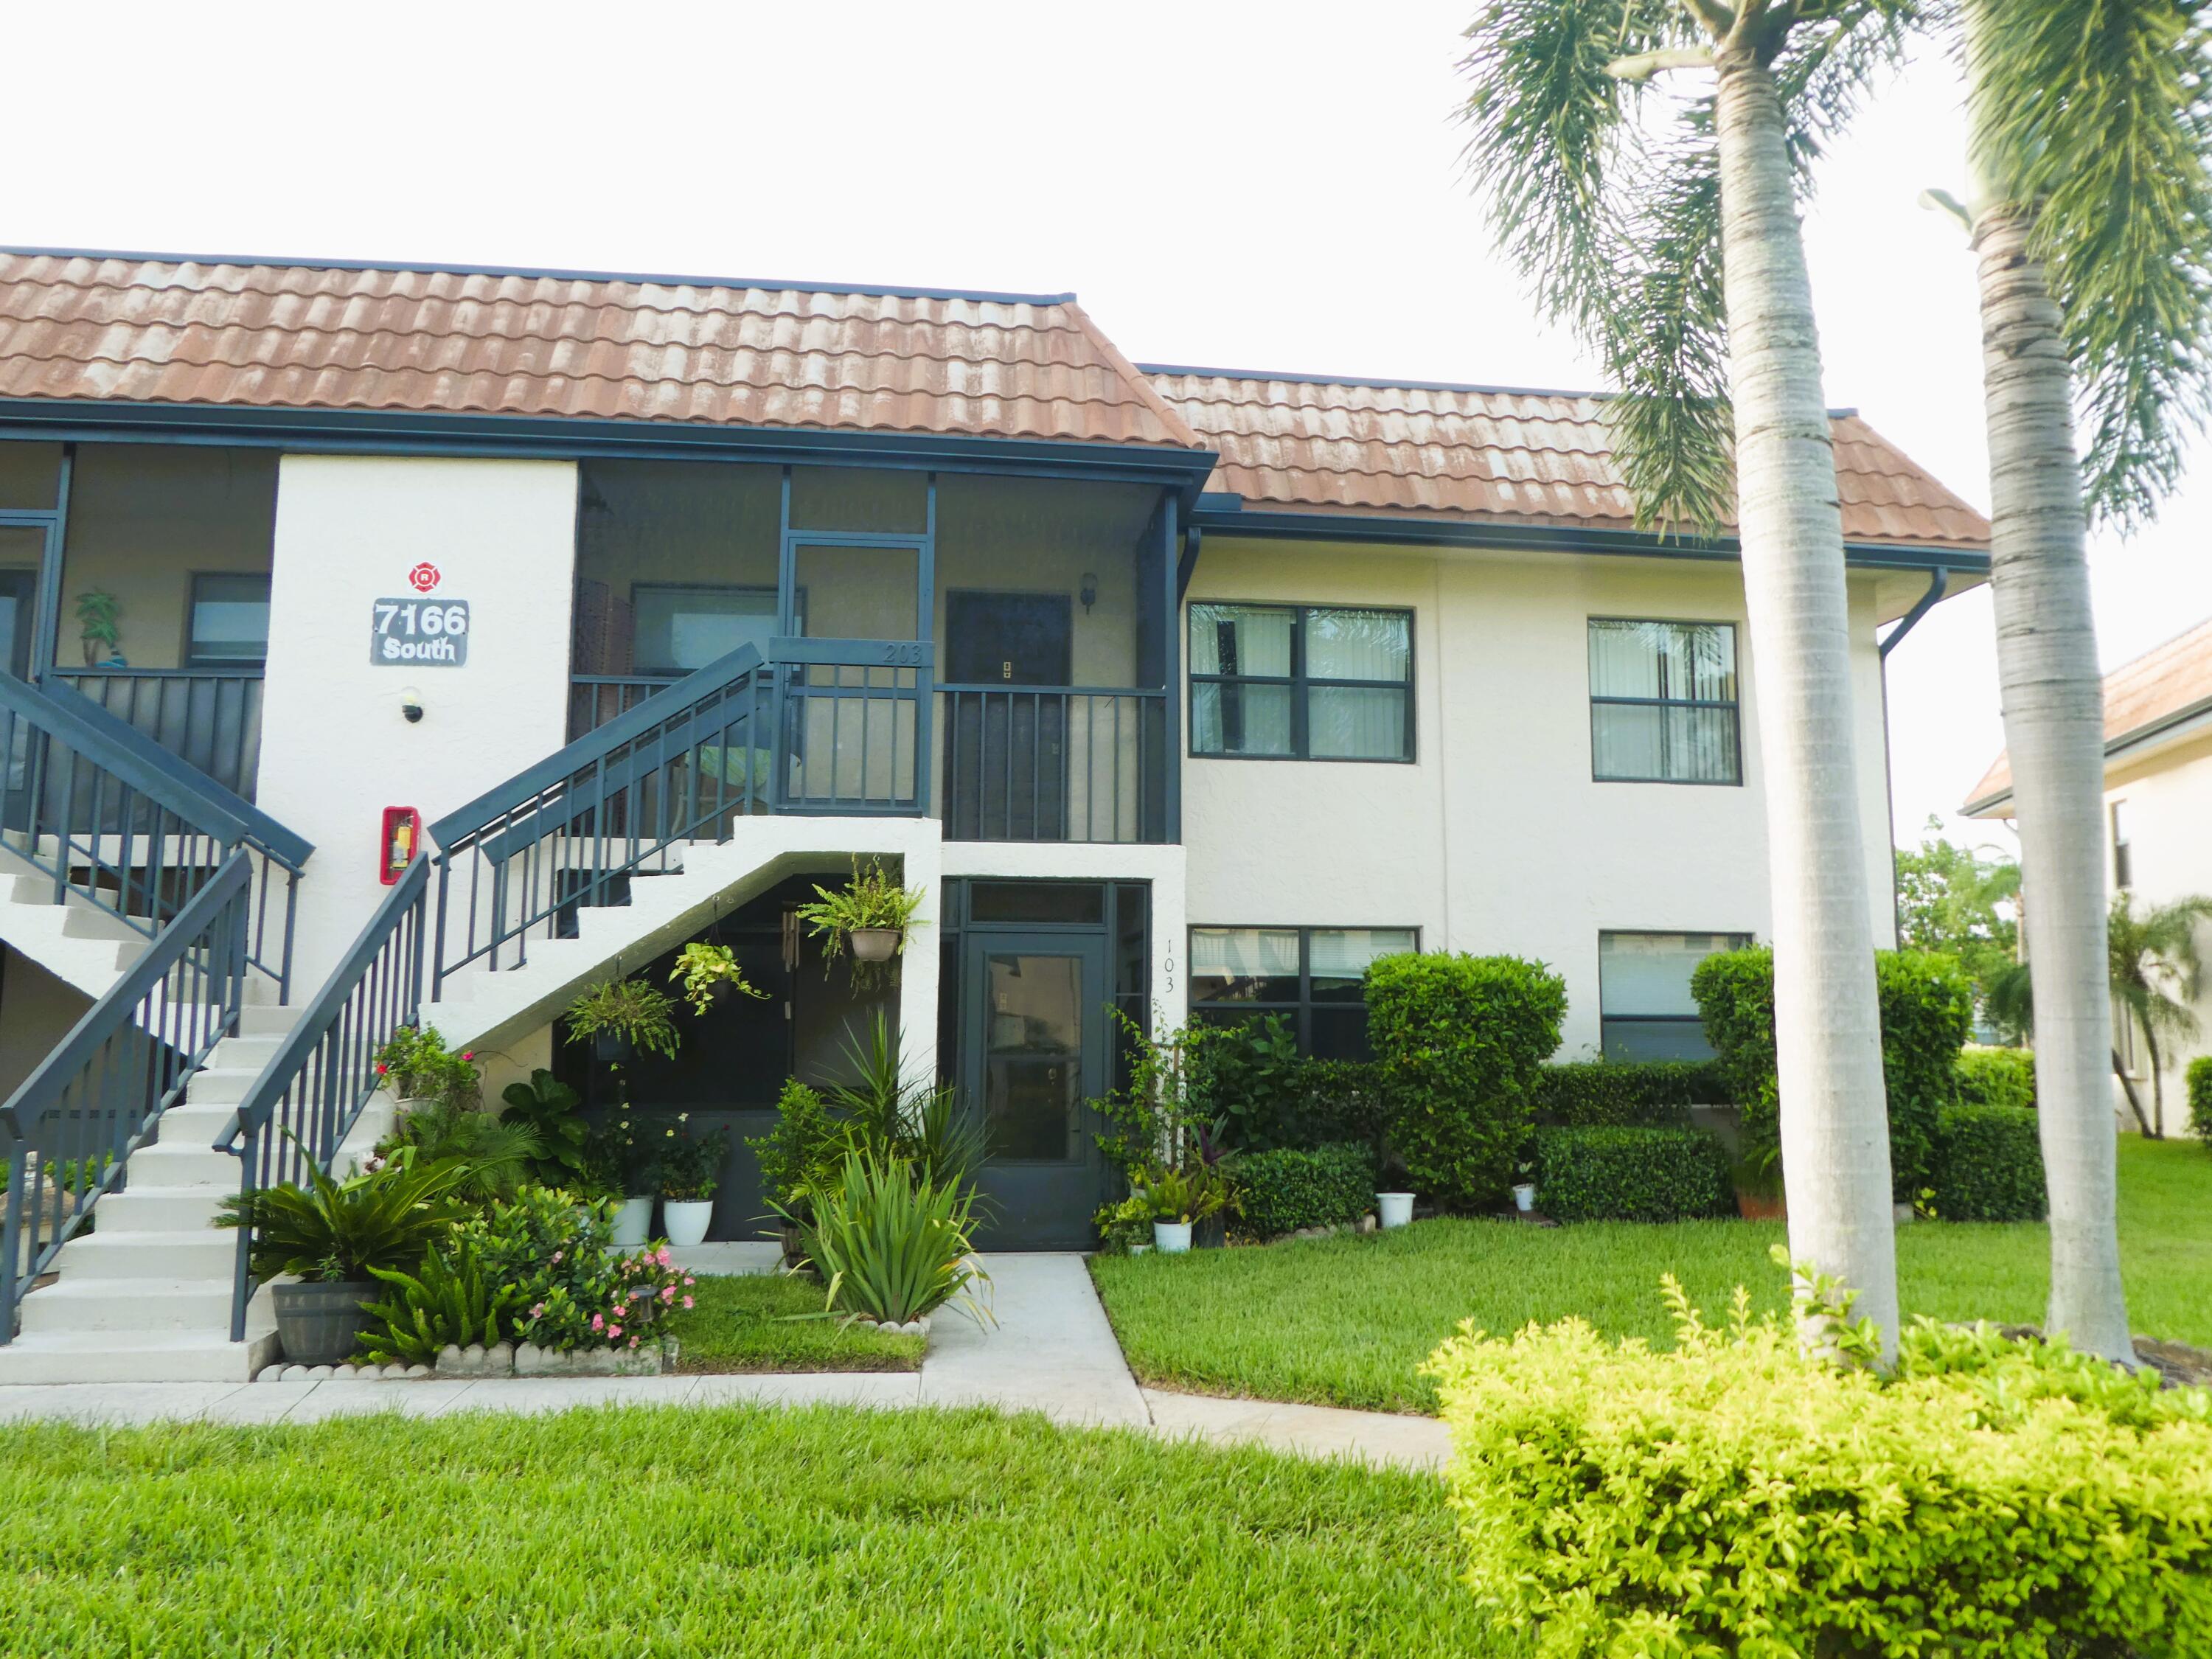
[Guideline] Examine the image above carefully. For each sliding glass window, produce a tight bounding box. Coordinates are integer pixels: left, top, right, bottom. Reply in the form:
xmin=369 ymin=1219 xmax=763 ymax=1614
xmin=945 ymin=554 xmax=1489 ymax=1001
xmin=1189 ymin=603 xmax=1412 ymax=760
xmin=1189 ymin=925 xmax=1419 ymax=1057
xmin=1588 ymin=619 xmax=1740 ymax=785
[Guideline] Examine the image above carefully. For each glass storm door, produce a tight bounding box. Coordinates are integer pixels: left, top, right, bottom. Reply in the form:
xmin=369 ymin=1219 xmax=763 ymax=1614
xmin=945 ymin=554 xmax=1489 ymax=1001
xmin=961 ymin=931 xmax=1109 ymax=1248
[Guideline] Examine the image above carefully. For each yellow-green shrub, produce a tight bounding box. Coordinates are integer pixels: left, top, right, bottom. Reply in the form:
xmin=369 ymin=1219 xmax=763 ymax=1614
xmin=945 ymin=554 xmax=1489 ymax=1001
xmin=1425 ymin=1287 xmax=2212 ymax=1657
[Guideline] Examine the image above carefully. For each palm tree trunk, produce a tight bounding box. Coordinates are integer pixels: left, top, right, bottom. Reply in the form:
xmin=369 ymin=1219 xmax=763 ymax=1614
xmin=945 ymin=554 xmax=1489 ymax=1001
xmin=1965 ymin=1 xmax=2134 ymax=1362
xmin=2142 ymin=1026 xmax=2166 ymax=1138
xmin=2113 ymin=1051 xmax=2154 ymax=1140
xmin=1711 ymin=41 xmax=1899 ymax=1359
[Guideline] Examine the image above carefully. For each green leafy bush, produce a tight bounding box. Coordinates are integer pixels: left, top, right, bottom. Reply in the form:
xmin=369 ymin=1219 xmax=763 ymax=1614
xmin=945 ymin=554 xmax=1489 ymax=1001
xmin=498 ymin=1068 xmax=589 ymax=1187
xmin=371 ymin=1026 xmax=482 ymax=1110
xmin=1365 ymin=953 xmax=1566 ymax=1211
xmin=2190 ymin=1054 xmax=2212 ymax=1152
xmin=216 ymin=1144 xmax=470 ymax=1283
xmin=1931 ymin=1103 xmax=2047 ymax=1222
xmin=1691 ymin=945 xmax=1975 ymax=1200
xmin=745 ymin=1079 xmax=841 ymax=1212
xmin=1956 ymin=1045 xmax=2037 ymax=1112
xmin=1528 ymin=1060 xmax=1730 ymax=1128
xmin=1190 ymin=1014 xmax=1304 ymax=1150
xmin=1232 ymin=1142 xmax=1376 ymax=1237
xmin=1425 ymin=1281 xmax=2212 ymax=1657
xmin=378 ymin=1101 xmax=542 ymax=1204
xmin=789 ymin=1150 xmax=987 ymax=1324
xmin=359 ymin=1236 xmax=519 ymax=1365
xmin=466 ymin=1186 xmax=693 ymax=1354
xmin=1532 ymin=1126 xmax=1733 ymax=1222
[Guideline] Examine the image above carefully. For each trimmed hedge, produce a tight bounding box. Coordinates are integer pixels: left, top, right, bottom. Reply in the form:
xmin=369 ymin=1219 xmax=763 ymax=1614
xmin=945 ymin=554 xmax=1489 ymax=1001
xmin=1533 ymin=1126 xmax=1734 ymax=1223
xmin=1194 ymin=1020 xmax=1388 ymax=1155
xmin=1365 ymin=953 xmax=1567 ymax=1211
xmin=1931 ymin=1104 xmax=2046 ymax=1222
xmin=1231 ymin=1142 xmax=1377 ymax=1238
xmin=1956 ymin=1046 xmax=2036 ymax=1113
xmin=1529 ymin=1060 xmax=1730 ymax=1129
xmin=1691 ymin=945 xmax=1975 ymax=1201
xmin=2191 ymin=1055 xmax=2212 ymax=1152
xmin=1427 ymin=1291 xmax=2212 ymax=1655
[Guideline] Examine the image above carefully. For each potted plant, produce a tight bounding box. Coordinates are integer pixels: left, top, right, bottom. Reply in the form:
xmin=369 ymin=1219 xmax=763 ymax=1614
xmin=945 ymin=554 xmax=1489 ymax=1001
xmin=1733 ymin=1147 xmax=1786 ymax=1222
xmin=655 ymin=1116 xmax=728 ymax=1248
xmin=74 ymin=588 xmax=121 ymax=667
xmin=793 ymin=857 xmax=927 ymax=982
xmin=582 ymin=1118 xmax=655 ymax=1247
xmin=1142 ymin=1166 xmax=1222 ymax=1255
xmin=669 ymin=942 xmax=767 ymax=1015
xmin=215 ymin=1143 xmax=470 ymax=1366
xmin=1512 ymin=1155 xmax=1538 ymax=1215
xmin=372 ymin=1026 xmax=481 ymax=1112
xmin=565 ymin=979 xmax=681 ymax=1241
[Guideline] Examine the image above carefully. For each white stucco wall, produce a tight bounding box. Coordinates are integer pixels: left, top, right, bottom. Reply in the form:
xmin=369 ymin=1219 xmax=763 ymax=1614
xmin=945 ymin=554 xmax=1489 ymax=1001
xmin=2102 ymin=727 xmax=2212 ymax=1133
xmin=1180 ymin=538 xmax=1899 ymax=1058
xmin=257 ymin=456 xmax=578 ymax=986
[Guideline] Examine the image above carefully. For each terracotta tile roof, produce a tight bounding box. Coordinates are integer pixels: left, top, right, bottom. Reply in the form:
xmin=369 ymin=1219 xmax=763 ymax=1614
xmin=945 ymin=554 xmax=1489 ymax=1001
xmin=1966 ymin=616 xmax=2212 ymax=812
xmin=1140 ymin=366 xmax=1992 ymax=552
xmin=0 ymin=251 xmax=1201 ymax=449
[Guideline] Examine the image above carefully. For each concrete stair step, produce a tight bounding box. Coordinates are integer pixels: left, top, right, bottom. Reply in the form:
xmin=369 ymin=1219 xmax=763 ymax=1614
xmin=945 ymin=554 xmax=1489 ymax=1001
xmin=125 ymin=1143 xmax=240 ymax=1189
xmin=152 ymin=1102 xmax=251 ymax=1144
xmin=0 ymin=1328 xmax=276 ymax=1384
xmin=237 ymin=1004 xmax=305 ymax=1037
xmin=18 ymin=1277 xmax=237 ymax=1335
xmin=209 ymin=1034 xmax=285 ymax=1070
xmin=183 ymin=1068 xmax=266 ymax=1107
xmin=94 ymin=1186 xmax=236 ymax=1232
xmin=60 ymin=1228 xmax=237 ymax=1281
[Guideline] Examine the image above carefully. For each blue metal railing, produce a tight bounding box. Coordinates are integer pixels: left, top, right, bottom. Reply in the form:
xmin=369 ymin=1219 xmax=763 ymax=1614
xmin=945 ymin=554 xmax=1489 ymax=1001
xmin=0 ymin=670 xmax=310 ymax=996
xmin=213 ymin=855 xmax=428 ymax=1341
xmin=49 ymin=667 xmax=266 ymax=804
xmin=1 ymin=852 xmax=255 ymax=1341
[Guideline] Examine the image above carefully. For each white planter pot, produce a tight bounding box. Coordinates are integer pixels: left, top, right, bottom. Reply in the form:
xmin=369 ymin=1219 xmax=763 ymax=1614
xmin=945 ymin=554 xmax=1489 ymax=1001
xmin=611 ymin=1196 xmax=654 ymax=1248
xmin=1127 ymin=1242 xmax=1152 ymax=1256
xmin=1512 ymin=1183 xmax=1537 ymax=1214
xmin=1377 ymin=1192 xmax=1415 ymax=1230
xmin=1152 ymin=1220 xmax=1192 ymax=1254
xmin=662 ymin=1199 xmax=714 ymax=1248
xmin=848 ymin=927 xmax=900 ymax=963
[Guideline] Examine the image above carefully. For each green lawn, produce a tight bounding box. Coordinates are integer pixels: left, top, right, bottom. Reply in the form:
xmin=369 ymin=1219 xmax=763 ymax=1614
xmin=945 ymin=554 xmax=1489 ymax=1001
xmin=1093 ymin=1135 xmax=2212 ymax=1415
xmin=667 ymin=1272 xmax=925 ymax=1373
xmin=0 ymin=1407 xmax=1486 ymax=1658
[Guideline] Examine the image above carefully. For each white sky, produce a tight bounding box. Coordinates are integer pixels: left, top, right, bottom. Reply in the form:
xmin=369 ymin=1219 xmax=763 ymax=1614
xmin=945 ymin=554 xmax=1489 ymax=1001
xmin=15 ymin=1 xmax=2208 ymax=853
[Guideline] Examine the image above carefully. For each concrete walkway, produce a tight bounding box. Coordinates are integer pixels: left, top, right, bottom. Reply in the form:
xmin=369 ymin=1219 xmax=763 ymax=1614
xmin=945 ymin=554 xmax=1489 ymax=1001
xmin=0 ymin=1251 xmax=1448 ymax=1472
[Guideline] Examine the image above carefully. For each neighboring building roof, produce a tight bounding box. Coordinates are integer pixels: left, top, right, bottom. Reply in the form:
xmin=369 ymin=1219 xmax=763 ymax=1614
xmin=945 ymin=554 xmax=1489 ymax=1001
xmin=1966 ymin=616 xmax=2212 ymax=814
xmin=0 ymin=250 xmax=1201 ymax=450
xmin=1140 ymin=365 xmax=1992 ymax=553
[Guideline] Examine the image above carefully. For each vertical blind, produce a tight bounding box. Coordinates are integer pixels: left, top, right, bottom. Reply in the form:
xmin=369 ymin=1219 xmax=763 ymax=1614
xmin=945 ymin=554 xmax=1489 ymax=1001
xmin=1189 ymin=604 xmax=1411 ymax=760
xmin=1587 ymin=619 xmax=1739 ymax=784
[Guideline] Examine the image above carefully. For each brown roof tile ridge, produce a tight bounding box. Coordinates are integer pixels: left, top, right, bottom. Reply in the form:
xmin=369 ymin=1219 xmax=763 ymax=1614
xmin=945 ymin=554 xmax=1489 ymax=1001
xmin=1059 ymin=303 xmax=1203 ymax=448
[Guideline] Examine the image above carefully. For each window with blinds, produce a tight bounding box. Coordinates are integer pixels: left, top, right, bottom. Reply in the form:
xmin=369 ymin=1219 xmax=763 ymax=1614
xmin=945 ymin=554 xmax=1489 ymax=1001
xmin=1189 ymin=603 xmax=1413 ymax=760
xmin=1189 ymin=925 xmax=1419 ymax=1057
xmin=1587 ymin=619 xmax=1741 ymax=785
xmin=1597 ymin=930 xmax=1750 ymax=1060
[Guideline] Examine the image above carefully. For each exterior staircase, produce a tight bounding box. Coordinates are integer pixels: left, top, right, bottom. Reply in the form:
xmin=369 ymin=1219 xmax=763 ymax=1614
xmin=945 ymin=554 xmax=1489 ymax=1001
xmin=0 ymin=842 xmax=152 ymax=1001
xmin=0 ymin=1002 xmax=395 ymax=1383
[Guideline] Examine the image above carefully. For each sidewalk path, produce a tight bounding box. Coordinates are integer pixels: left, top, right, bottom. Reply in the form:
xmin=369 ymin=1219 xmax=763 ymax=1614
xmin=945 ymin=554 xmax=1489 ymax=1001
xmin=0 ymin=1253 xmax=1444 ymax=1472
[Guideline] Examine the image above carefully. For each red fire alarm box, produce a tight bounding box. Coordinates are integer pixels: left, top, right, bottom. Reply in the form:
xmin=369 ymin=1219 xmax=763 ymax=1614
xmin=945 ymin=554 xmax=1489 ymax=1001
xmin=380 ymin=807 xmax=422 ymax=884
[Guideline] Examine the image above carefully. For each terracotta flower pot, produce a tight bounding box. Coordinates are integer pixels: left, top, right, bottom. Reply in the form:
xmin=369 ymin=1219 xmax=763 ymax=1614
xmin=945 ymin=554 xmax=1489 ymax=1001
xmin=1736 ymin=1192 xmax=1787 ymax=1222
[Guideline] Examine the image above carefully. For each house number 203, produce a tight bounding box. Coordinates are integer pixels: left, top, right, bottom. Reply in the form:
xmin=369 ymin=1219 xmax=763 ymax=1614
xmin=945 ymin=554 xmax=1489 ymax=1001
xmin=878 ymin=641 xmax=924 ymax=667
xmin=370 ymin=598 xmax=472 ymax=667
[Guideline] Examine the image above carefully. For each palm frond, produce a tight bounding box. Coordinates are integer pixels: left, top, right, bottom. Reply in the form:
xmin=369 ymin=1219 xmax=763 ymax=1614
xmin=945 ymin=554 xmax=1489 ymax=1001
xmin=1974 ymin=0 xmax=2212 ymax=528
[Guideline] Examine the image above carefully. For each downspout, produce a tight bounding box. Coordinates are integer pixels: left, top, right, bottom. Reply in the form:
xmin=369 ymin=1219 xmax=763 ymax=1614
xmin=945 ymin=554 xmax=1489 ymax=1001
xmin=1877 ymin=566 xmax=1950 ymax=947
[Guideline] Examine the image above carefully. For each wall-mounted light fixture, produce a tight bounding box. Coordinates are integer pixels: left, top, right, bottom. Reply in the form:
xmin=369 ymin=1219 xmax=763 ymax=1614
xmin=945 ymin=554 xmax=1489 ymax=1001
xmin=1079 ymin=572 xmax=1099 ymax=613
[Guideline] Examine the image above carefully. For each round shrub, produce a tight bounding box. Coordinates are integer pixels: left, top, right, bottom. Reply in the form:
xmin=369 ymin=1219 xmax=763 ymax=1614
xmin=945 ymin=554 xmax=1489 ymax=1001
xmin=1364 ymin=953 xmax=1567 ymax=1211
xmin=1426 ymin=1287 xmax=2212 ymax=1656
xmin=1932 ymin=1103 xmax=2046 ymax=1222
xmin=1691 ymin=945 xmax=1975 ymax=1202
xmin=1533 ymin=1126 xmax=1734 ymax=1222
xmin=1528 ymin=1060 xmax=1730 ymax=1128
xmin=1231 ymin=1142 xmax=1377 ymax=1238
xmin=1957 ymin=1045 xmax=2036 ymax=1113
xmin=2191 ymin=1054 xmax=2212 ymax=1152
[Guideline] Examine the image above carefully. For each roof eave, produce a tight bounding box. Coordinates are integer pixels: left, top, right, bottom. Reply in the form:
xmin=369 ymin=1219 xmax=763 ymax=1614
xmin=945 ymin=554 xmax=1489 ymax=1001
xmin=0 ymin=397 xmax=1220 ymax=489
xmin=1189 ymin=501 xmax=1989 ymax=574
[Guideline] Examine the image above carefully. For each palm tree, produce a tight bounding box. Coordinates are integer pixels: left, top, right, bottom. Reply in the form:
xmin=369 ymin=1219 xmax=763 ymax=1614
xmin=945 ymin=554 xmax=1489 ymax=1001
xmin=1989 ymin=891 xmax=2212 ymax=1142
xmin=1924 ymin=0 xmax=2212 ymax=1361
xmin=1458 ymin=0 xmax=1911 ymax=1355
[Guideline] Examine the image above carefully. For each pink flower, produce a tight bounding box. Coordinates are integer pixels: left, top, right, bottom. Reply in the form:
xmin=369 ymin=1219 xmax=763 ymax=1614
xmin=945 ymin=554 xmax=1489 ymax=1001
xmin=608 ymin=1324 xmax=622 ymax=1339
xmin=591 ymin=1312 xmax=604 ymax=1332
xmin=681 ymin=1295 xmax=693 ymax=1310
xmin=462 ymin=1051 xmax=476 ymax=1062
xmin=656 ymin=1248 xmax=672 ymax=1267
xmin=551 ymin=1251 xmax=563 ymax=1265
xmin=660 ymin=1285 xmax=675 ymax=1302
xmin=629 ymin=1335 xmax=640 ymax=1349
xmin=683 ymin=1276 xmax=695 ymax=1287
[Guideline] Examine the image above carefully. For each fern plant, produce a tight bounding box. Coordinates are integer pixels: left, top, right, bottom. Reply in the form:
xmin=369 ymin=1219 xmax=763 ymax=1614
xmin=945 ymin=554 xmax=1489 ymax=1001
xmin=359 ymin=1237 xmax=520 ymax=1366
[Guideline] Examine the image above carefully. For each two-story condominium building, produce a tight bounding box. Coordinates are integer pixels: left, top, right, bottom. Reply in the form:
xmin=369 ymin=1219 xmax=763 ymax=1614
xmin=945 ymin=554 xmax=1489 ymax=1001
xmin=0 ymin=250 xmax=1989 ymax=1380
